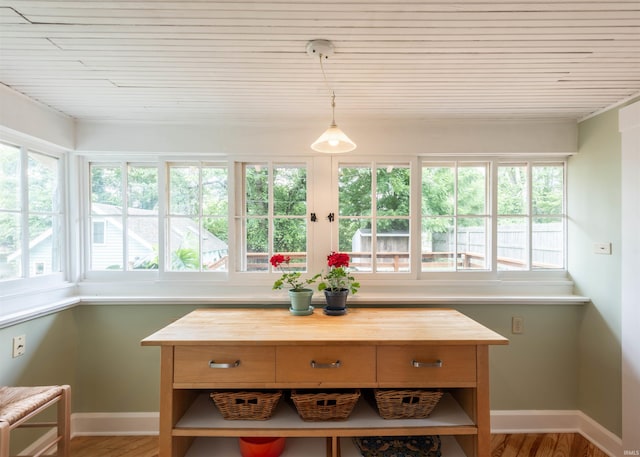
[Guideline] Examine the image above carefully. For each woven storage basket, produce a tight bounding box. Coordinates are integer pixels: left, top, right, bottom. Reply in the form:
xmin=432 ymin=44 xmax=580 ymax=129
xmin=210 ymin=390 xmax=282 ymax=420
xmin=374 ymin=389 xmax=443 ymax=419
xmin=290 ymin=389 xmax=360 ymax=421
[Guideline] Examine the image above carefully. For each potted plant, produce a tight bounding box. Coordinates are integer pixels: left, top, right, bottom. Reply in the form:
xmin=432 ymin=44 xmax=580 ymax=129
xmin=270 ymin=254 xmax=320 ymax=315
xmin=317 ymin=252 xmax=360 ymax=315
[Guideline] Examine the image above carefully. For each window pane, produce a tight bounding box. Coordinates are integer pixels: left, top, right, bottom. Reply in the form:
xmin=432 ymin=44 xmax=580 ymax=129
xmin=457 ymin=165 xmax=487 ymax=215
xmin=0 ymin=212 xmax=21 ymax=279
xmin=341 ymin=217 xmax=371 ymax=272
xmin=170 ymin=166 xmax=199 ymax=215
xmin=274 ymin=218 xmax=306 ymax=256
xmin=245 ymin=218 xmax=268 ymax=271
xmin=91 ymin=216 xmax=122 ymax=270
xmin=203 ymin=166 xmax=228 ymax=215
xmin=274 ymin=166 xmax=306 ymax=216
xmin=457 ymin=217 xmax=488 ymax=270
xmin=376 ymin=165 xmax=410 ymax=216
xmin=168 ymin=217 xmax=200 ymax=271
xmin=422 ymin=217 xmax=455 ymax=271
xmin=422 ymin=166 xmax=454 ymax=216
xmin=245 ymin=164 xmax=268 ymax=216
xmin=376 ymin=219 xmax=410 ymax=272
xmin=91 ymin=165 xmax=122 ymax=213
xmin=28 ymin=214 xmax=60 ymax=275
xmin=202 ymin=217 xmax=228 ymax=271
xmin=498 ymin=217 xmax=528 ymax=270
xmin=0 ymin=143 xmax=20 ymax=211
xmin=533 ymin=217 xmax=564 ymax=269
xmin=533 ymin=165 xmax=564 ymax=215
xmin=93 ymin=221 xmax=105 ymax=244
xmin=128 ymin=216 xmax=159 ymax=271
xmin=498 ymin=165 xmax=528 ymax=215
xmin=339 ymin=166 xmax=371 ymax=216
xmin=28 ymin=152 xmax=59 ymax=212
xmin=128 ymin=165 xmax=158 ymax=211
xmin=0 ymin=144 xmax=21 ymax=280
xmin=274 ymin=218 xmax=307 ymax=272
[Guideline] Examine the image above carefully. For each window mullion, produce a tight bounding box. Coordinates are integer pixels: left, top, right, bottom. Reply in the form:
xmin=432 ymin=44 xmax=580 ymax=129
xmin=453 ymin=161 xmax=459 ymax=271
xmin=371 ymin=161 xmax=378 ymax=273
xmin=20 ymin=146 xmax=29 ymax=278
xmin=268 ymin=162 xmax=274 ymax=260
xmin=490 ymin=161 xmax=498 ymax=272
xmin=121 ymin=163 xmax=129 ymax=271
xmin=158 ymin=161 xmax=167 ymax=275
xmin=527 ymin=162 xmax=533 ymax=271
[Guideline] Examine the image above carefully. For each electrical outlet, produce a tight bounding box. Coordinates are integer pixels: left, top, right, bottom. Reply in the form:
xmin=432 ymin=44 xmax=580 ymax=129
xmin=12 ymin=335 xmax=26 ymax=358
xmin=512 ymin=317 xmax=524 ymax=334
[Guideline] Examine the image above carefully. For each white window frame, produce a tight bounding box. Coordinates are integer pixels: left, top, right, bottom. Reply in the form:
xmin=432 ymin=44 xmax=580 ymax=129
xmin=78 ymin=153 xmax=569 ymax=294
xmin=0 ymin=136 xmax=68 ymax=299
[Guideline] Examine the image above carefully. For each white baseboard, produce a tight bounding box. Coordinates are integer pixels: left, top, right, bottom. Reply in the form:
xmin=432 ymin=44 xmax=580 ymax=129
xmin=72 ymin=412 xmax=159 ymax=436
xmin=492 ymin=410 xmax=622 ymax=456
xmin=54 ymin=410 xmax=620 ymax=456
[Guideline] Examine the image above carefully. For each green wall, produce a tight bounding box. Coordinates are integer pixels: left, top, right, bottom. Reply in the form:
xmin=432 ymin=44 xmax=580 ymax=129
xmin=2 ymin=303 xmax=583 ymax=415
xmin=570 ymin=106 xmax=626 ymax=437
xmin=0 ymin=310 xmax=78 ymax=453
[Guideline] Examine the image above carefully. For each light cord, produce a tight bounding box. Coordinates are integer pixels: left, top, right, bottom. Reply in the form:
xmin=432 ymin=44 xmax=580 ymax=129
xmin=319 ymin=54 xmax=337 ymax=125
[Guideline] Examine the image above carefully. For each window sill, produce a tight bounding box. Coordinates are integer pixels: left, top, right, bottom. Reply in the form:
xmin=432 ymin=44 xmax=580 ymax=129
xmin=1 ymin=277 xmax=589 ymax=328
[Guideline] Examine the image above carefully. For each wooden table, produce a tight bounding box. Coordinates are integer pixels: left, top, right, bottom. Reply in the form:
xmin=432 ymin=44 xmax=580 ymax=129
xmin=141 ymin=308 xmax=508 ymax=457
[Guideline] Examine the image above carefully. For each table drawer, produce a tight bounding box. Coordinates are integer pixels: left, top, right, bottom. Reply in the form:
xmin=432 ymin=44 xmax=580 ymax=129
xmin=377 ymin=345 xmax=476 ymax=384
xmin=174 ymin=346 xmax=275 ymax=383
xmin=276 ymin=346 xmax=376 ymax=384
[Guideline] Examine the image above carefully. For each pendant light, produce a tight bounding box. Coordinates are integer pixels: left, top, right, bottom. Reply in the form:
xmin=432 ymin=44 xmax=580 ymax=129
xmin=307 ymin=39 xmax=356 ymax=154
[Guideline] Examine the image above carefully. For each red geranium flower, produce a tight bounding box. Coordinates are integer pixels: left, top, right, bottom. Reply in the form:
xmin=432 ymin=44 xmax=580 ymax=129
xmin=327 ymin=251 xmax=350 ymax=268
xmin=270 ymin=254 xmax=319 ymax=291
xmin=270 ymin=254 xmax=290 ymax=268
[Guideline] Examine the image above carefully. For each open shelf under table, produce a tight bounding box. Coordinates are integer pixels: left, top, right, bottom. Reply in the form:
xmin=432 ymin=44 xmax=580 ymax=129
xmin=175 ymin=392 xmax=475 ymax=436
xmin=184 ymin=436 xmax=466 ymax=457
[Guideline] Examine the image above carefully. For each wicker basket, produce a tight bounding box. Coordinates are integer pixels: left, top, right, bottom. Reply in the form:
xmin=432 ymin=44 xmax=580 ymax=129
xmin=373 ymin=389 xmax=443 ymax=419
xmin=210 ymin=390 xmax=282 ymax=420
xmin=290 ymin=389 xmax=360 ymax=421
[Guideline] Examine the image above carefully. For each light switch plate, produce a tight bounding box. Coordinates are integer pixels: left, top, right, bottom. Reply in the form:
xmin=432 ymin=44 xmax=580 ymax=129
xmin=12 ymin=335 xmax=26 ymax=358
xmin=593 ymin=243 xmax=612 ymax=255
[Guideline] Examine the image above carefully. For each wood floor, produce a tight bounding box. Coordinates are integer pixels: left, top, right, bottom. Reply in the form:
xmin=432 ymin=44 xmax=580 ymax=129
xmin=62 ymin=433 xmax=609 ymax=457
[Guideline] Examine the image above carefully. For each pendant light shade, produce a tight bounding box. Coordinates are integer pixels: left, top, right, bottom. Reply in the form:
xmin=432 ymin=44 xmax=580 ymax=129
xmin=311 ymin=123 xmax=357 ymax=154
xmin=307 ymin=39 xmax=356 ymax=154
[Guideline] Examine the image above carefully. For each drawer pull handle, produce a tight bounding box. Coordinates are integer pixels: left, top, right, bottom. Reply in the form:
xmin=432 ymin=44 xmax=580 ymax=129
xmin=411 ymin=359 xmax=443 ymax=368
xmin=209 ymin=360 xmax=241 ymax=369
xmin=310 ymin=360 xmax=341 ymax=369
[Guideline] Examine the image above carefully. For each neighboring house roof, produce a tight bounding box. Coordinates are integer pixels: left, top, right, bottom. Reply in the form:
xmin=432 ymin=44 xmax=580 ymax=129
xmin=10 ymin=203 xmax=228 ymax=260
xmin=91 ymin=203 xmax=228 ymax=253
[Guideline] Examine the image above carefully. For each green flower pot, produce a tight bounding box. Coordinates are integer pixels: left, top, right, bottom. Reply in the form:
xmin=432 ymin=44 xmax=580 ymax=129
xmin=288 ymin=289 xmax=314 ymax=315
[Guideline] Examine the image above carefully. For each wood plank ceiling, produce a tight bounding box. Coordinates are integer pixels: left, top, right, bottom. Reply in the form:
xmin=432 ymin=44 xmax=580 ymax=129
xmin=1 ymin=1 xmax=639 ymax=122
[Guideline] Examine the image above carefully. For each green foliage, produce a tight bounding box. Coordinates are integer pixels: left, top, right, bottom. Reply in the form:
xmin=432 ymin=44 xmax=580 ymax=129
xmin=245 ymin=165 xmax=308 ymax=255
xmin=91 ymin=165 xmax=122 ymax=206
xmin=273 ymin=271 xmax=321 ymax=291
xmin=171 ymin=248 xmax=199 ymax=271
xmin=318 ymin=267 xmax=360 ymax=294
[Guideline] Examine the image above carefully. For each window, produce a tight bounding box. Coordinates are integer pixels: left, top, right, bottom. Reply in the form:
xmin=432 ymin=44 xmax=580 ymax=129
xmin=84 ymin=156 xmax=566 ymax=285
xmin=338 ymin=162 xmax=411 ymax=273
xmin=0 ymin=142 xmax=63 ymax=280
xmin=497 ymin=162 xmax=565 ymax=270
xmin=421 ymin=160 xmax=565 ymax=273
xmin=92 ymin=221 xmax=105 ymax=245
xmin=167 ymin=162 xmax=228 ymax=272
xmin=89 ymin=163 xmax=159 ymax=271
xmin=239 ymin=162 xmax=309 ymax=273
xmin=421 ymin=162 xmax=489 ymax=271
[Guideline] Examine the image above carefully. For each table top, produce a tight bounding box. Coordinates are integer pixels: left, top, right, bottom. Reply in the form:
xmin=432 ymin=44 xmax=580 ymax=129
xmin=141 ymin=308 xmax=509 ymax=347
